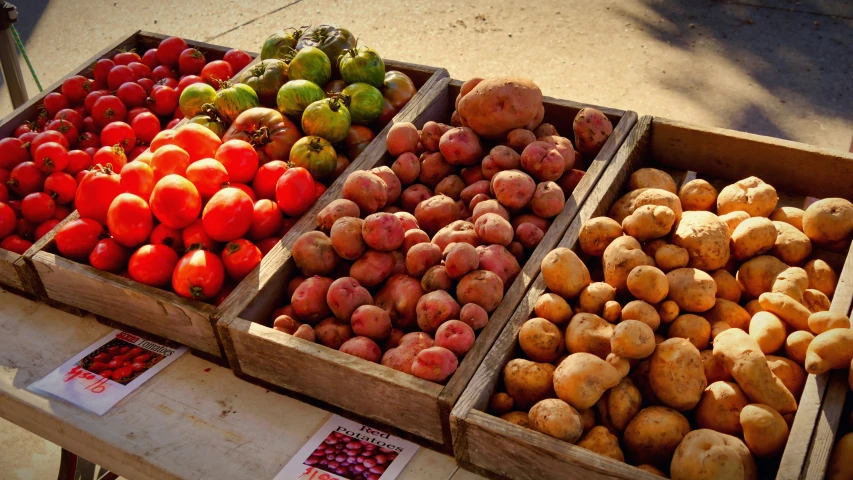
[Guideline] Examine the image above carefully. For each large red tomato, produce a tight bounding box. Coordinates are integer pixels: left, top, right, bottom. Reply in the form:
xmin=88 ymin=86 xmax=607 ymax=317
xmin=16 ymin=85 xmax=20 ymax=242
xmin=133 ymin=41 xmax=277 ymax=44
xmin=89 ymin=238 xmax=129 ymax=272
xmin=200 ymin=60 xmax=233 ymax=86
xmin=149 ymin=224 xmax=183 ymax=251
xmin=131 ymin=112 xmax=161 ymax=144
xmin=75 ymin=166 xmax=123 ymax=224
xmin=0 ymin=202 xmax=15 ymax=238
xmin=55 ymin=108 xmax=84 ymax=131
xmin=252 ymin=160 xmax=287 ymax=200
xmin=214 ymin=139 xmax=258 ymax=184
xmin=172 ymin=249 xmax=225 ymax=300
xmin=182 ymin=219 xmax=217 ymax=251
xmin=107 ymin=193 xmax=153 ymax=248
xmin=127 ymin=62 xmax=152 ymax=80
xmin=100 ymin=122 xmax=137 ymax=151
xmin=173 ymin=123 xmax=221 ymax=162
xmin=141 ymin=49 xmax=159 ymax=69
xmin=150 ymin=145 xmax=190 ymax=180
xmin=0 ymin=137 xmax=31 ymax=170
xmin=147 ymin=85 xmax=179 ymax=117
xmin=33 ymin=142 xmax=69 ymax=173
xmin=221 ymin=108 xmax=301 ymax=165
xmin=44 ymin=172 xmax=76 ymax=204
xmin=113 ymin=50 xmax=141 ymax=66
xmin=202 ymin=188 xmax=253 ymax=242
xmin=61 ymin=76 xmax=93 ymax=105
xmin=157 ymin=36 xmax=188 ymax=67
xmin=92 ymin=95 xmax=127 ymax=128
xmin=178 ymin=48 xmax=206 ymax=75
xmin=275 ymin=167 xmax=315 ymax=217
xmin=76 ymin=131 xmax=99 ymax=149
xmin=120 ymin=161 xmax=155 ymax=201
xmin=92 ymin=145 xmax=128 ymax=172
xmin=31 ymin=130 xmax=69 ymax=153
xmin=107 ymin=65 xmax=138 ymax=91
xmin=116 ymin=82 xmax=147 ymax=109
xmin=128 ymin=244 xmax=179 ymax=287
xmin=21 ymin=192 xmax=56 ymax=224
xmin=43 ymin=93 xmax=70 ymax=118
xmin=65 ymin=149 xmax=92 ymax=175
xmin=8 ymin=162 xmax=45 ymax=197
xmin=55 ymin=218 xmax=103 ymax=260
xmin=222 ymin=239 xmax=262 ymax=281
xmin=248 ymin=199 xmax=284 ymax=241
xmin=149 ymin=174 xmax=201 ymax=229
xmin=185 ymin=158 xmax=228 ymax=199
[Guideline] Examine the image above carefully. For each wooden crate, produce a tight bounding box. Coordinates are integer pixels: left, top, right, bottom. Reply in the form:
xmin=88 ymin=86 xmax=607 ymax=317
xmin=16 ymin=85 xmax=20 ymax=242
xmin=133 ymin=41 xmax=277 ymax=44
xmin=450 ymin=115 xmax=853 ymax=479
xmin=216 ymin=78 xmax=638 ymax=450
xmin=18 ymin=42 xmax=449 ymax=359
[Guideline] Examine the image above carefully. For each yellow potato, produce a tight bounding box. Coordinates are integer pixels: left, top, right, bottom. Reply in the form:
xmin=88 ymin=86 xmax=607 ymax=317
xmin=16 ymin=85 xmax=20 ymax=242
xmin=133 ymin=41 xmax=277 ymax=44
xmin=621 ymin=300 xmax=661 ymax=331
xmin=771 ymin=267 xmax=809 ymax=304
xmin=703 ymin=298 xmax=751 ymax=330
xmin=622 ymin=205 xmax=676 ymax=242
xmin=578 ymin=407 xmax=596 ymax=433
xmin=736 ymin=255 xmax=789 ymax=299
xmin=576 ymin=426 xmax=625 ymax=461
xmin=766 ymin=355 xmax=807 ymax=399
xmin=696 ymin=381 xmax=750 ymax=436
xmin=649 ymin=338 xmax=707 ymax=411
xmin=636 ymin=465 xmax=666 ymax=477
xmin=602 ymin=300 xmax=621 ymax=323
xmin=528 ymin=398 xmax=583 ymax=443
xmin=740 ymin=404 xmax=789 ymax=457
xmin=500 ymin=411 xmax=530 ymax=428
xmin=804 ymin=259 xmax=838 ymax=298
xmin=579 ymin=217 xmax=623 ymax=257
xmin=612 ymin=320 xmax=656 ymax=359
xmin=654 ymin=244 xmax=689 ymax=272
xmin=679 ymin=178 xmax=718 ymax=211
xmin=658 ymin=300 xmax=680 ymax=324
xmin=565 ymin=313 xmax=613 ymax=359
xmin=629 ymin=168 xmax=677 ymax=194
xmin=717 ymin=176 xmax=778 ymax=217
xmin=666 ymin=268 xmax=717 ymax=313
xmin=802 ymin=197 xmax=853 ymax=244
xmin=770 ymin=206 xmax=804 ymax=231
xmin=805 ymin=328 xmax=853 ymax=375
xmin=519 ymin=317 xmax=564 ymax=363
xmin=702 ymin=349 xmax=732 ymax=383
xmin=748 ymin=311 xmax=786 ymax=354
xmin=541 ymin=247 xmax=590 ymax=300
xmin=643 ymin=239 xmax=669 ymax=258
xmin=711 ymin=268 xmax=742 ymax=303
xmin=670 ymin=429 xmax=757 ymax=480
xmin=597 ymin=377 xmax=642 ymax=432
xmin=771 ymin=221 xmax=812 ymax=265
xmin=758 ymin=292 xmax=811 ymax=331
xmin=731 ymin=217 xmax=778 ymax=261
xmin=745 ymin=299 xmax=764 ymax=316
xmin=553 ymin=352 xmax=622 ymax=409
xmin=609 ymin=188 xmax=683 ymax=224
xmin=623 ymin=406 xmax=691 ymax=468
xmin=828 ymin=432 xmax=853 ymax=480
xmin=808 ymin=311 xmax=850 ymax=334
xmin=606 ymin=353 xmax=632 ymax=378
xmin=503 ymin=358 xmax=556 ymax=409
xmin=627 ymin=266 xmax=669 ymax=304
xmin=785 ymin=330 xmax=814 ymax=365
xmin=710 ymin=321 xmax=732 ymax=340
xmin=672 ymin=211 xmax=731 ymax=271
xmin=803 ymin=289 xmax=831 ymax=313
xmin=488 ymin=392 xmax=514 ymax=415
xmin=720 ymin=211 xmax=751 ymax=236
xmin=533 ymin=293 xmax=574 ymax=326
xmin=603 ymin=236 xmax=651 ymax=293
xmin=577 ymin=282 xmax=615 ymax=315
xmin=668 ymin=314 xmax=711 ymax=350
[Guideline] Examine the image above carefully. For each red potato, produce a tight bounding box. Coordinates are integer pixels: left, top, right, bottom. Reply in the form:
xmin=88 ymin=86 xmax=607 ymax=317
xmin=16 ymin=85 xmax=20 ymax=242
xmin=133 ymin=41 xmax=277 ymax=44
xmin=416 ymin=290 xmax=462 ymax=333
xmin=418 ymin=152 xmax=454 ymax=188
xmin=525 ymin=105 xmax=545 ymax=130
xmin=558 ymin=169 xmax=586 ymax=193
xmin=400 ymin=184 xmax=433 ymax=212
xmin=450 ymin=111 xmax=462 ymax=127
xmin=507 ymin=129 xmax=537 ymax=152
xmin=516 ymin=222 xmax=545 ymax=249
xmin=457 ymin=199 xmax=472 ymax=221
xmin=384 ymin=328 xmax=405 ymax=349
xmin=400 ymin=331 xmax=435 ymax=350
xmin=406 ymin=242 xmax=443 ymax=277
xmin=472 ymin=199 xmax=510 ymax=223
xmin=491 ymin=145 xmax=523 ymax=170
xmin=457 ymin=77 xmax=543 ymax=139
xmin=481 ymin=156 xmax=500 ymax=180
xmin=350 ymin=250 xmax=396 ymax=287
xmin=461 ymin=166 xmax=486 ymax=185
xmin=461 ymin=303 xmax=490 ymax=330
xmin=327 ymin=277 xmax=373 ymax=320
xmin=411 ymin=346 xmax=459 ymax=382
xmin=342 ymin=171 xmax=387 ymax=214
xmin=457 ymin=269 xmax=504 ymax=312
xmin=381 ymin=346 xmax=419 ymax=374
xmin=287 ymin=276 xmax=306 ymax=299
xmin=538 ymin=135 xmax=576 ymax=171
xmin=474 ymin=213 xmax=514 ymax=246
xmin=460 ymin=180 xmax=492 ymax=205
xmin=534 ymin=123 xmax=558 ymax=138
xmin=294 ymin=324 xmax=315 ymax=342
xmin=272 ymin=305 xmax=296 ymax=323
xmin=414 ymin=194 xmax=460 ymax=234
xmin=511 ymin=213 xmax=551 ymax=233
xmin=421 ymin=265 xmax=454 ymax=292
xmin=370 ymin=166 xmax=402 ymax=205
xmin=469 ymin=193 xmax=491 ymax=211
xmin=392 ymin=250 xmax=407 ymax=276
xmin=317 ymin=199 xmax=360 ymax=232
xmin=362 ymin=212 xmax=405 ymax=251
xmin=391 ymin=152 xmax=420 ymax=185
xmin=340 ymin=336 xmax=382 ymax=363
xmin=435 ymin=175 xmax=466 ymax=201
xmin=394 ymin=211 xmax=419 ymax=231
xmin=293 ymin=231 xmax=339 ymax=276
xmin=439 ymin=127 xmax=483 ymax=166
xmin=445 ymin=242 xmax=480 ymax=279
xmin=478 ymin=244 xmax=521 ymax=286
xmin=330 ymin=217 xmax=368 ymax=260
xmin=420 ymin=121 xmax=446 ymax=152
xmin=435 ymin=320 xmax=476 ymax=356
xmin=572 ymin=108 xmax=613 ymax=156
xmin=432 ymin=220 xmax=481 ymax=251
xmin=508 ymin=241 xmax=525 ymax=260
xmin=273 ymin=315 xmax=300 ymax=334
xmin=491 ymin=170 xmax=536 ymax=209
xmin=351 ymin=305 xmax=393 ymax=340
xmin=291 ymin=276 xmax=334 ymax=324
xmin=520 ymin=141 xmax=565 ymax=182
xmin=383 ymin=205 xmax=402 ymax=214
xmin=386 ymin=122 xmax=419 ymax=156
xmin=315 ymin=317 xmax=353 ymax=350
xmin=374 ymin=274 xmax=425 ymax=329
xmin=531 ymin=181 xmax=566 ymax=218
xmin=402 ymin=228 xmax=430 ymax=254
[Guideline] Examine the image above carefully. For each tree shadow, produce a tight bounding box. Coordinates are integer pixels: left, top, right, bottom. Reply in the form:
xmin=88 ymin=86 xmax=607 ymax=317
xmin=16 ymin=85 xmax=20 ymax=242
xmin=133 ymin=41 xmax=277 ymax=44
xmin=0 ymin=0 xmax=49 ymax=91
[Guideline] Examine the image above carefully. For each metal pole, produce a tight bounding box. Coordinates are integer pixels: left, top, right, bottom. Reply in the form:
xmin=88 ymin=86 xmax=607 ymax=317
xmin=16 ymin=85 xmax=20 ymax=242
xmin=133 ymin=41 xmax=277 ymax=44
xmin=0 ymin=2 xmax=27 ymax=108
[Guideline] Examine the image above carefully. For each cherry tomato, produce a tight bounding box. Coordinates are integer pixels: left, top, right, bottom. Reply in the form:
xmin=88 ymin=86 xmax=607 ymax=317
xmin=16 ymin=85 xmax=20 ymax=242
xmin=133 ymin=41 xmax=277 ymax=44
xmin=21 ymin=192 xmax=55 ymax=223
xmin=128 ymin=244 xmax=178 ymax=287
xmin=131 ymin=112 xmax=161 ymax=144
xmin=172 ymin=249 xmax=225 ymax=300
xmin=61 ymin=76 xmax=92 ymax=105
xmin=88 ymin=362 xmax=109 ymax=373
xmin=182 ymin=219 xmax=216 ymax=251
xmin=99 ymin=370 xmax=113 ymax=378
xmin=89 ymin=238 xmax=128 ymax=272
xmin=157 ymin=36 xmax=188 ymax=67
xmin=150 ymin=174 xmax=201 ymax=229
xmin=75 ymin=166 xmax=123 ymax=224
xmin=152 ymin=65 xmax=177 ymax=82
xmin=200 ymin=60 xmax=233 ymax=87
xmin=91 ymin=95 xmax=127 ymax=128
xmin=215 ymin=140 xmax=258 ymax=184
xmin=0 ymin=234 xmax=31 ymax=253
xmin=43 ymin=92 xmax=70 ymax=118
xmin=222 ymin=239 xmax=262 ymax=281
xmin=100 ymin=122 xmax=137 ymax=151
xmin=120 ymin=161 xmax=155 ymax=202
xmin=111 ymin=366 xmax=134 ymax=381
xmin=133 ymin=353 xmax=151 ymax=363
xmin=275 ymin=167 xmax=315 ymax=217
xmin=106 ymin=193 xmax=153 ymax=248
xmin=116 ymin=82 xmax=147 ymax=109
xmin=55 ymin=218 xmax=102 ymax=260
xmin=147 ymin=85 xmax=179 ymax=117
xmin=223 ymin=49 xmax=253 ymax=75
xmin=0 ymin=137 xmax=31 ymax=170
xmin=34 ymin=219 xmax=59 ymax=241
xmin=176 ymin=75 xmax=203 ymax=95
xmin=178 ymin=48 xmax=206 ymax=75
xmin=8 ymin=162 xmax=45 ymax=196
xmin=93 ymin=59 xmax=115 ymax=83
xmin=31 ymin=130 xmax=70 ymax=153
xmin=141 ymin=48 xmax=159 ymax=69
xmin=54 ymin=108 xmax=84 ymax=131
xmin=252 ymin=160 xmax=287 ymax=200
xmin=66 ymin=149 xmax=92 ymax=175
xmin=53 ymin=205 xmax=72 ymax=221
xmin=150 ymin=144 xmax=190 ymax=180
xmin=0 ymin=202 xmax=15 ymax=238
xmin=185 ymin=158 xmax=228 ymax=199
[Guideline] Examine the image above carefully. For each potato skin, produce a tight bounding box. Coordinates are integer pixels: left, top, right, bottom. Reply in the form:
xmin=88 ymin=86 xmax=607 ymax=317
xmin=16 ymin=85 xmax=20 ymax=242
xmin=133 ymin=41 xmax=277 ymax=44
xmin=748 ymin=311 xmax=786 ymax=354
xmin=609 ymin=188 xmax=683 ymax=224
xmin=534 ymin=293 xmax=573 ymax=326
xmin=804 ymin=258 xmax=838 ymax=298
xmin=622 ymin=205 xmax=676 ymax=242
xmin=666 ymin=268 xmax=717 ymax=313
xmin=766 ymin=355 xmax=807 ymax=399
xmin=696 ymin=381 xmax=750 ymax=435
xmin=611 ymin=320 xmax=656 ymax=359
xmin=740 ymin=404 xmax=789 ymax=457
xmin=785 ymin=330 xmax=814 ymax=365
xmin=805 ymin=328 xmax=853 ymax=375
xmin=528 ymin=398 xmax=583 ymax=443
xmin=500 ymin=411 xmax=530 ymax=428
xmin=623 ymin=406 xmax=691 ymax=468
xmin=621 ymin=300 xmax=661 ymax=331
xmin=711 ymin=268 xmax=742 ymax=303
xmin=702 ymin=349 xmax=733 ymax=383
xmin=672 ymin=211 xmax=730 ymax=271
xmin=670 ymin=429 xmax=758 ymax=480
xmin=541 ymin=247 xmax=591 ymax=300
xmin=770 ymin=206 xmax=804 ymax=231
xmin=577 ymin=282 xmax=616 ymax=315
xmin=502 ymin=358 xmax=555 ymax=409
xmin=655 ymin=244 xmax=689 ymax=272
xmin=553 ymin=352 xmax=622 ymax=409
xmin=668 ymin=314 xmax=711 ymax=350
xmin=649 ymin=338 xmax=707 ymax=411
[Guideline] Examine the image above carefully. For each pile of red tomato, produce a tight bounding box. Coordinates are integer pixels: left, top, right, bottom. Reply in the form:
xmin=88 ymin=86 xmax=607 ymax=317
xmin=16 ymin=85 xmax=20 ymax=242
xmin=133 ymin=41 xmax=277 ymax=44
xmin=86 ymin=343 xmax=160 ymax=382
xmin=0 ymin=36 xmax=252 ymax=256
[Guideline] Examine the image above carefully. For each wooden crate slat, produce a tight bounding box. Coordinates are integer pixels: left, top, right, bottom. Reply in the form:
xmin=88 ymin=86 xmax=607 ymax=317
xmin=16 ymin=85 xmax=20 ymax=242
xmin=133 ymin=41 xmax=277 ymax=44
xmin=0 ymin=249 xmax=24 ymax=291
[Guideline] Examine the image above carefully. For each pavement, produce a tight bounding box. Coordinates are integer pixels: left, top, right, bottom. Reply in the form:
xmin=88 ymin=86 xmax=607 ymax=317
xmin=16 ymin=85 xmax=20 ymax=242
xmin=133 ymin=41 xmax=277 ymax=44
xmin=0 ymin=0 xmax=852 ymax=478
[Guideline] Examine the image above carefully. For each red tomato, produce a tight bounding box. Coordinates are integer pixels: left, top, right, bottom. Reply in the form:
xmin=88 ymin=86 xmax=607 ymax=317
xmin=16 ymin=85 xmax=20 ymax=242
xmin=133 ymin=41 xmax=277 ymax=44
xmin=81 ymin=118 xmax=100 ymax=136
xmin=6 ymin=199 xmax=21 ymax=217
xmin=149 ymin=224 xmax=183 ymax=251
xmin=202 ymin=188 xmax=253 ymax=242
xmin=150 ymin=174 xmax=201 ymax=229
xmin=18 ymin=132 xmax=38 ymax=147
xmin=137 ymin=77 xmax=155 ymax=94
xmin=83 ymin=90 xmax=108 ymax=114
xmin=93 ymin=59 xmax=114 ymax=83
xmin=107 ymin=193 xmax=153 ymax=247
xmin=178 ymin=48 xmax=206 ymax=75
xmin=43 ymin=92 xmax=70 ymax=118
xmin=165 ymin=118 xmax=181 ymax=130
xmin=150 ymin=144 xmax=190 ymax=179
xmin=8 ymin=162 xmax=45 ymax=196
xmin=92 ymin=145 xmax=128 ymax=172
xmin=116 ymin=82 xmax=147 ymax=109
xmin=131 ymin=362 xmax=147 ymax=372
xmin=99 ymin=370 xmax=113 ymax=378
xmin=0 ymin=184 xmax=7 ymax=203
xmin=223 ymin=49 xmax=253 ymax=75
xmin=172 ymin=249 xmax=225 ymax=300
xmin=55 ymin=218 xmax=103 ymax=260
xmin=128 ymin=145 xmax=148 ymax=161
xmin=133 ymin=352 xmax=151 ymax=363
xmin=75 ymin=166 xmax=123 ymax=224
xmin=107 ymin=346 xmax=120 ymax=356
xmin=120 ymin=161 xmax=155 ymax=201
xmin=131 ymin=112 xmax=161 ymax=144
xmin=15 ymin=218 xmax=33 ymax=239
xmin=247 ymin=199 xmax=284 ymax=241
xmin=279 ymin=218 xmax=296 ymax=237
xmin=157 ymin=36 xmax=188 ymax=67
xmin=222 ymin=238 xmax=262 ymax=281
xmin=147 ymin=85 xmax=179 ymax=117
xmin=46 ymin=119 xmax=78 ymax=146
xmin=128 ymin=244 xmax=178 ymax=287
xmin=128 ymin=347 xmax=144 ymax=357
xmin=0 ymin=137 xmax=31 ymax=169
xmin=182 ymin=219 xmax=217 ymax=251
xmin=34 ymin=219 xmax=59 ymax=241
xmin=252 ymin=160 xmax=287 ymax=200
xmin=43 ymin=172 xmax=76 ymax=204
xmin=61 ymin=76 xmax=92 ymax=105
xmin=65 ymin=149 xmax=92 ymax=175
xmin=31 ymin=130 xmax=69 ymax=153
xmin=92 ymin=95 xmax=127 ymax=128
xmin=77 ymin=131 xmax=99 ymax=150
xmin=113 ymin=50 xmax=141 ymax=66
xmin=89 ymin=238 xmax=129 ymax=272
xmin=55 ymin=108 xmax=84 ymax=131
xmin=275 ymin=167 xmax=315 ymax=217
xmin=0 ymin=169 xmax=8 ymax=184
xmin=215 ymin=139 xmax=258 ymax=183
xmin=53 ymin=205 xmax=71 ymax=220
xmin=227 ymin=183 xmax=256 ymax=202
xmin=127 ymin=107 xmax=153 ymax=123
xmin=88 ymin=362 xmax=109 ymax=373
xmin=149 ymin=130 xmax=176 ymax=151
xmin=176 ymin=75 xmax=203 ymax=94
xmin=14 ymin=123 xmax=32 ymax=137
xmin=255 ymin=237 xmax=279 ymax=256
xmin=127 ymin=61 xmax=152 ymax=79
xmin=107 ymin=65 xmax=138 ymax=91
xmin=100 ymin=122 xmax=137 ymax=151
xmin=173 ymin=123 xmax=221 ymax=162
xmin=93 ymin=353 xmax=111 ymax=363
xmin=141 ymin=48 xmax=159 ymax=69
xmin=111 ymin=366 xmax=134 ymax=381
xmin=200 ymin=60 xmax=234 ymax=87
xmin=152 ymin=65 xmax=177 ymax=81
xmin=0 ymin=202 xmax=15 ymax=238
xmin=314 ymin=181 xmax=326 ymax=199
xmin=0 ymin=234 xmax=31 ymax=253
xmin=21 ymin=192 xmax=55 ymax=223
xmin=185 ymin=158 xmax=228 ymax=199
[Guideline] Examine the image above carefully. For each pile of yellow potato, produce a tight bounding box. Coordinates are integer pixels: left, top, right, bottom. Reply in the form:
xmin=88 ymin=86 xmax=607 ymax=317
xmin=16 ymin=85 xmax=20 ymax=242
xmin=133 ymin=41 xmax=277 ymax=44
xmin=490 ymin=170 xmax=853 ymax=479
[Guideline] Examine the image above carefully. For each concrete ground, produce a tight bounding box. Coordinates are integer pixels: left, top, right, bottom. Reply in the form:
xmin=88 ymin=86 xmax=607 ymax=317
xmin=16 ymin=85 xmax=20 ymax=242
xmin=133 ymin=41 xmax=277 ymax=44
xmin=1 ymin=0 xmax=851 ymax=478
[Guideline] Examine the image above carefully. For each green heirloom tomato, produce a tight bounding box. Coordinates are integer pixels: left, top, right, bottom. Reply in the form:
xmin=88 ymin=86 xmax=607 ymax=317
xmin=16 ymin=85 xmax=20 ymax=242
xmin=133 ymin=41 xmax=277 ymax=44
xmin=288 ymin=47 xmax=331 ymax=87
xmin=341 ymin=83 xmax=384 ymax=125
xmin=289 ymin=135 xmax=337 ymax=180
xmin=179 ymin=83 xmax=216 ymax=118
xmin=214 ymin=82 xmax=261 ymax=123
xmin=296 ymin=25 xmax=356 ymax=74
xmin=187 ymin=104 xmax=226 ymax=137
xmin=339 ymin=46 xmax=385 ymax=89
xmin=260 ymin=28 xmax=304 ymax=60
xmin=301 ymin=96 xmax=351 ymax=143
xmin=238 ymin=59 xmax=289 ymax=106
xmin=277 ymin=80 xmax=326 ymax=117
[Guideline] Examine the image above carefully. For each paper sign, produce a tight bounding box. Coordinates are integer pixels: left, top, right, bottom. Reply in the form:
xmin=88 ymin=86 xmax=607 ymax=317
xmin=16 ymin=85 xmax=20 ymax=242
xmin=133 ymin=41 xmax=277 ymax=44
xmin=275 ymin=415 xmax=419 ymax=480
xmin=28 ymin=329 xmax=186 ymax=415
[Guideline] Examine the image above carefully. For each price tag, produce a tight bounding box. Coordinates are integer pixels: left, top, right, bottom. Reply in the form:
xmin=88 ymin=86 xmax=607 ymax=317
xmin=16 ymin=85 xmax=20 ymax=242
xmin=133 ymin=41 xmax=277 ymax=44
xmin=28 ymin=329 xmax=186 ymax=415
xmin=275 ymin=415 xmax=418 ymax=480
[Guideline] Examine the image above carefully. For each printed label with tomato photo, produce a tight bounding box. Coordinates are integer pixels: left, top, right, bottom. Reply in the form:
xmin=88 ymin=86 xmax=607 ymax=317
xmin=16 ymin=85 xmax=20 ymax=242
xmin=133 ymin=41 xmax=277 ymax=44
xmin=28 ymin=330 xmax=186 ymax=415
